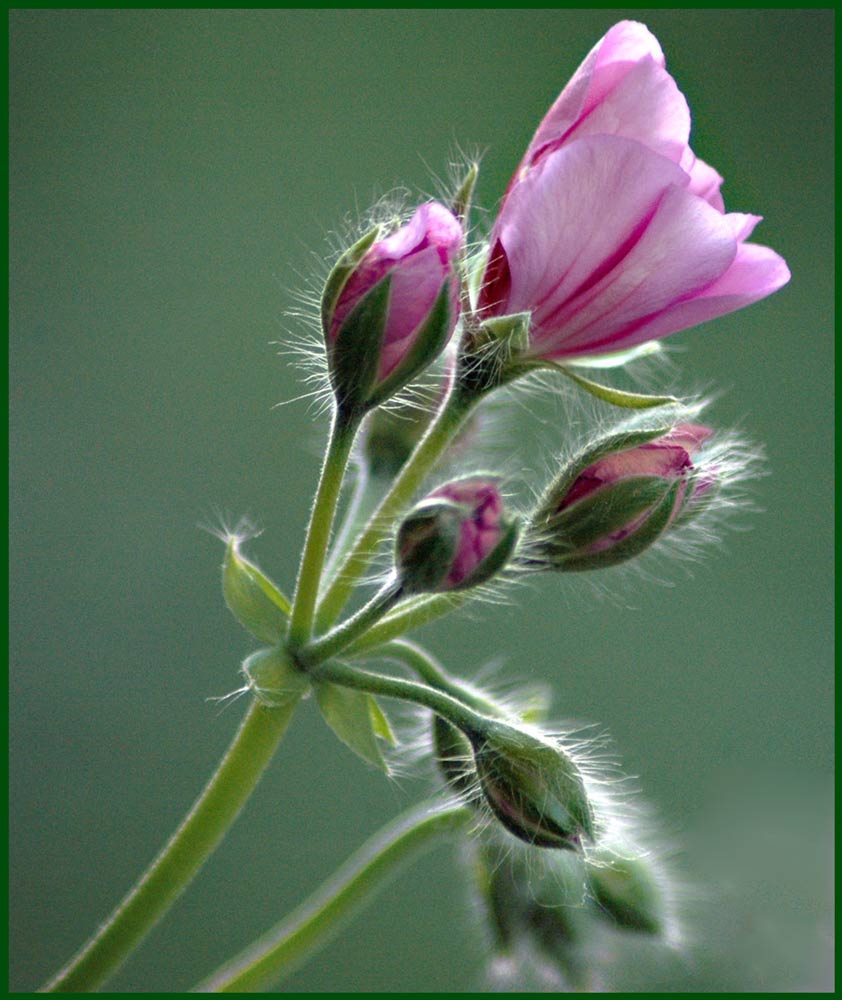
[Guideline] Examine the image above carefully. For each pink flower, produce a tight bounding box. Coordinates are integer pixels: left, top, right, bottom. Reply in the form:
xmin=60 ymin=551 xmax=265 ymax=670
xmin=395 ymin=477 xmax=518 ymax=593
xmin=533 ymin=424 xmax=715 ymax=570
xmin=477 ymin=21 xmax=790 ymax=361
xmin=326 ymin=202 xmax=463 ymax=413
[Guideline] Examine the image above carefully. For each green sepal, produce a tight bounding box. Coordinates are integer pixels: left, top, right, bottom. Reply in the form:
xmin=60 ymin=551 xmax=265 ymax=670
xmin=565 ymin=340 xmax=663 ymax=370
xmin=368 ymin=697 xmax=397 ymax=746
xmin=433 ymin=715 xmax=479 ymax=800
xmin=545 ymin=476 xmax=673 ymax=550
xmin=313 ymin=680 xmax=391 ymax=772
xmin=556 ymin=365 xmax=678 ymax=409
xmin=533 ymin=426 xmax=676 ymax=523
xmin=242 ymin=647 xmax=310 ymax=708
xmin=476 ymin=311 xmax=532 ymax=355
xmin=320 ymin=225 xmax=382 ymax=340
xmin=366 ymin=278 xmax=454 ymax=410
xmin=328 ymin=273 xmax=391 ymax=415
xmin=558 ymin=479 xmax=683 ymax=572
xmin=222 ymin=539 xmax=290 ymax=644
xmin=396 ymin=499 xmax=463 ymax=594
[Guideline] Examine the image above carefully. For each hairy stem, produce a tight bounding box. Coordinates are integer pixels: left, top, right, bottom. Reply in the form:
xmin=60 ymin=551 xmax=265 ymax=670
xmin=41 ymin=699 xmax=298 ymax=993
xmin=376 ymin=639 xmax=501 ymax=716
xmin=313 ymin=659 xmax=490 ymax=737
xmin=288 ymin=409 xmax=359 ymax=647
xmin=342 ymin=593 xmax=465 ymax=655
xmin=315 ymin=387 xmax=474 ymax=630
xmin=193 ymin=801 xmax=472 ymax=992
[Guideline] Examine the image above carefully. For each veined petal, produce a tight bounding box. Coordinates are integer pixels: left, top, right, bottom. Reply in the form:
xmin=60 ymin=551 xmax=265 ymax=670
xmin=491 ymin=137 xmax=691 ymax=346
xmin=524 ymin=21 xmax=669 ymax=167
xmin=535 ymin=181 xmax=741 ymax=358
xmin=600 ymin=240 xmax=791 ymax=347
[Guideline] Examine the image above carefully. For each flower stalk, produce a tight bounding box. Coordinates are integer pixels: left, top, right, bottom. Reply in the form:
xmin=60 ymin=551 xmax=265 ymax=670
xmin=193 ymin=801 xmax=472 ymax=993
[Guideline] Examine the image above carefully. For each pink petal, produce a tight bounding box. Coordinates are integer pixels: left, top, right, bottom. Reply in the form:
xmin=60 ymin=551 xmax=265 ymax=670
xmin=525 ymin=21 xmax=668 ymax=167
xmin=587 ymin=240 xmax=791 ymax=350
xmin=378 ymin=244 xmax=447 ymax=379
xmin=490 ymin=137 xmax=692 ymax=345
xmin=534 ymin=179 xmax=743 ymax=358
xmin=528 ymin=55 xmax=691 ymax=171
xmin=680 ymin=150 xmax=726 ymax=211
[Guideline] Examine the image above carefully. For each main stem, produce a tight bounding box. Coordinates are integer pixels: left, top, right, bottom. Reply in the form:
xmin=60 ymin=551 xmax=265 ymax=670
xmin=194 ymin=801 xmax=472 ymax=992
xmin=288 ymin=408 xmax=358 ymax=647
xmin=315 ymin=387 xmax=474 ymax=630
xmin=41 ymin=699 xmax=297 ymax=993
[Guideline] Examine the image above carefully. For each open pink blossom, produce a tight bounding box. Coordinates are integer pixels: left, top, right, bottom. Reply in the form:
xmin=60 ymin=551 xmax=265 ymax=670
xmin=329 ymin=201 xmax=463 ymax=383
xmin=477 ymin=21 xmax=790 ymax=361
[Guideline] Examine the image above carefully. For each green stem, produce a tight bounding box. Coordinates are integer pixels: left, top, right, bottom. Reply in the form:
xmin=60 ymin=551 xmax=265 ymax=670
xmin=315 ymin=387 xmax=475 ymax=630
xmin=376 ymin=639 xmax=501 ymax=717
xmin=313 ymin=659 xmax=490 ymax=737
xmin=300 ymin=583 xmax=403 ymax=668
xmin=41 ymin=699 xmax=298 ymax=993
xmin=342 ymin=593 xmax=465 ymax=655
xmin=288 ymin=409 xmax=359 ymax=647
xmin=323 ymin=464 xmax=385 ymax=583
xmin=193 ymin=800 xmax=472 ymax=992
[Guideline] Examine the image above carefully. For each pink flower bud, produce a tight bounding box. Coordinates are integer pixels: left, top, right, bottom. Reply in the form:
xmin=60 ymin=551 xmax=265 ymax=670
xmin=323 ymin=202 xmax=463 ymax=415
xmin=477 ymin=21 xmax=790 ymax=362
xmin=395 ymin=477 xmax=518 ymax=594
xmin=530 ymin=424 xmax=715 ymax=570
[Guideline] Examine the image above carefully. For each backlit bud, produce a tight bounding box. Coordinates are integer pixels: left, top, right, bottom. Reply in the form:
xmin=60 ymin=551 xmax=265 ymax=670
xmin=395 ymin=477 xmax=518 ymax=595
xmin=321 ymin=202 xmax=463 ymax=417
xmin=528 ymin=423 xmax=715 ymax=571
xmin=470 ymin=721 xmax=594 ymax=851
xmin=586 ymin=849 xmax=666 ymax=935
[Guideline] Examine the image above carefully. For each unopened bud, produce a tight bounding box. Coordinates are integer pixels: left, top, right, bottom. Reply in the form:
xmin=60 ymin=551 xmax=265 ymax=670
xmin=322 ymin=202 xmax=463 ymax=417
xmin=527 ymin=424 xmax=715 ymax=571
xmin=395 ymin=477 xmax=518 ymax=595
xmin=242 ymin=647 xmax=309 ymax=708
xmin=586 ymin=850 xmax=665 ymax=935
xmin=470 ymin=721 xmax=594 ymax=851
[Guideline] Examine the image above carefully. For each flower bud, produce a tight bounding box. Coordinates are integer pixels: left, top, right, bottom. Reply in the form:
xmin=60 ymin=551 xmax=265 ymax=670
xmin=242 ymin=647 xmax=309 ymax=708
xmin=222 ymin=537 xmax=289 ymax=644
xmin=470 ymin=721 xmax=594 ymax=851
xmin=472 ymin=841 xmax=595 ymax=990
xmin=586 ymin=850 xmax=666 ymax=935
xmin=527 ymin=423 xmax=715 ymax=571
xmin=321 ymin=202 xmax=463 ymax=417
xmin=395 ymin=477 xmax=518 ymax=595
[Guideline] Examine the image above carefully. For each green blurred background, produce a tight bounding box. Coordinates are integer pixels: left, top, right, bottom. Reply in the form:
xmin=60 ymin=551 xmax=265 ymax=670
xmin=10 ymin=8 xmax=833 ymax=992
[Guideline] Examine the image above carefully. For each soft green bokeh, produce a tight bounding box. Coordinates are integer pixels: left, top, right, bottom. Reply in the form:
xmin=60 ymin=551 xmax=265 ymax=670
xmin=10 ymin=9 xmax=833 ymax=992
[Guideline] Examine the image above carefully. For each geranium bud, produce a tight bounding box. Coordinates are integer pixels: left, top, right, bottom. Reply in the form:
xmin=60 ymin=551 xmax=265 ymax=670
xmin=475 ymin=20 xmax=789 ymax=365
xmin=242 ymin=647 xmax=309 ymax=708
xmin=528 ymin=424 xmax=715 ymax=571
xmin=322 ymin=202 xmax=463 ymax=417
xmin=586 ymin=850 xmax=665 ymax=935
xmin=469 ymin=721 xmax=594 ymax=851
xmin=395 ymin=477 xmax=518 ymax=595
